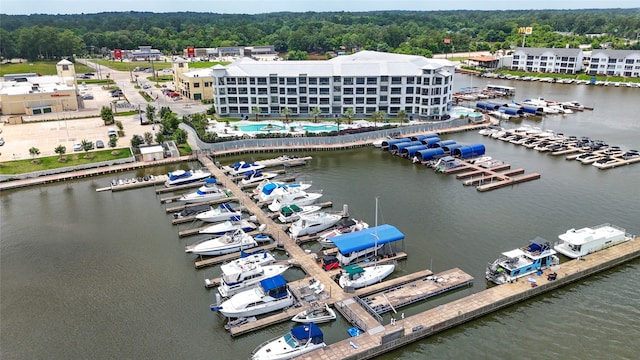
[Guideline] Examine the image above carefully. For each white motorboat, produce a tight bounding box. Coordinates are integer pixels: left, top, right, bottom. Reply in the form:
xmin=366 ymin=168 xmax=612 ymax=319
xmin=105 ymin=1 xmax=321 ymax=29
xmin=185 ymin=229 xmax=257 ymax=256
xmin=164 ymin=169 xmax=212 ymax=187
xmin=277 ymin=204 xmax=322 ymax=223
xmin=554 ymin=223 xmax=633 ymax=259
xmin=486 ymin=237 xmax=560 ymax=285
xmin=195 ymin=203 xmax=242 ymax=223
xmin=173 ymin=203 xmax=212 ymax=220
xmin=318 ymin=218 xmax=369 ymax=248
xmin=204 ymin=251 xmax=276 ymax=287
xmin=199 ymin=219 xmax=257 ymax=235
xmin=229 ymin=161 xmax=265 ymax=176
xmin=578 ymin=153 xmax=603 ymax=164
xmin=291 ymin=302 xmax=336 ymax=324
xmin=218 ymin=262 xmax=290 ymax=298
xmin=338 ymin=263 xmax=395 ymax=289
xmin=372 ymin=136 xmax=392 ymax=148
xmin=267 ymin=191 xmax=323 ymax=212
xmin=211 ymin=275 xmax=294 ymax=318
xmin=240 ymin=170 xmax=278 ymax=185
xmin=253 ymin=180 xmax=313 ymax=203
xmin=288 ymin=212 xmax=343 ymax=238
xmin=592 ymin=157 xmax=619 ymax=168
xmin=178 ymin=179 xmax=231 ymax=203
xmin=250 ymin=322 xmax=326 ymax=360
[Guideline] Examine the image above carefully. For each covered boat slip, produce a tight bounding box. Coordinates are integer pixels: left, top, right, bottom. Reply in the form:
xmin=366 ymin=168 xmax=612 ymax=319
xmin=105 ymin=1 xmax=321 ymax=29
xmin=332 ymin=224 xmax=405 ymax=265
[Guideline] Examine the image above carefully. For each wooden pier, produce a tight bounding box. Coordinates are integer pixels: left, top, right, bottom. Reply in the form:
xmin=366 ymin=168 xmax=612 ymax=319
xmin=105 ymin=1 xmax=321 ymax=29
xmin=155 ymin=181 xmax=206 ymax=194
xmin=165 ymin=197 xmax=237 ymax=213
xmin=442 ymin=159 xmax=540 ymax=192
xmin=193 ymin=243 xmax=279 ymax=269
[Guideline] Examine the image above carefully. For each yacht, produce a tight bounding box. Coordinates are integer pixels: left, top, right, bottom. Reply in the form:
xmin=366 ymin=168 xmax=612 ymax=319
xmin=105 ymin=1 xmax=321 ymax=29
xmin=486 ymin=237 xmax=559 ymax=285
xmin=164 ymin=169 xmax=212 ymax=187
xmin=277 ymin=204 xmax=322 ymax=223
xmin=218 ymin=262 xmax=290 ymax=298
xmin=267 ymin=190 xmax=323 ymax=212
xmin=318 ymin=219 xmax=369 ymax=248
xmin=592 ymin=157 xmax=619 ymax=168
xmin=178 ymin=179 xmax=231 ymax=203
xmin=229 ymin=161 xmax=265 ymax=176
xmin=291 ymin=302 xmax=336 ymax=324
xmin=204 ymin=251 xmax=276 ymax=287
xmin=240 ymin=170 xmax=278 ymax=185
xmin=288 ymin=212 xmax=343 ymax=238
xmin=254 ymin=180 xmax=313 ymax=203
xmin=338 ymin=263 xmax=395 ymax=289
xmin=185 ymin=229 xmax=257 ymax=256
xmin=195 ymin=203 xmax=242 ymax=223
xmin=554 ymin=224 xmax=633 ymax=258
xmin=211 ymin=275 xmax=294 ymax=318
xmin=199 ymin=219 xmax=257 ymax=235
xmin=173 ymin=203 xmax=212 ymax=219
xmin=250 ymin=323 xmax=326 ymax=360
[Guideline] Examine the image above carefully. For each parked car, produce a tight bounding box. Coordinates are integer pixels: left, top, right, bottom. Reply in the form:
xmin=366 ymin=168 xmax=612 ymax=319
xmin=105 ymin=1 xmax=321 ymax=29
xmin=107 ymin=128 xmax=117 ymax=137
xmin=96 ymin=140 xmax=105 ymax=149
xmin=142 ymin=84 xmax=151 ymax=89
xmin=73 ymin=142 xmax=82 ymax=151
xmin=0 ymin=137 xmax=5 ymax=146
xmin=82 ymin=94 xmax=94 ymax=100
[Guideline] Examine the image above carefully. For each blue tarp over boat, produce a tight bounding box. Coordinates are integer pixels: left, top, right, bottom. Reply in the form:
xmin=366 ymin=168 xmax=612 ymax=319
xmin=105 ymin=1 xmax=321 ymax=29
xmin=392 ymin=141 xmax=422 ymax=151
xmin=204 ymin=178 xmax=217 ymax=184
xmin=332 ymin=224 xmax=405 ymax=255
xmin=453 ymin=144 xmax=486 ymax=158
xmin=382 ymin=138 xmax=411 ymax=148
xmin=411 ymin=133 xmax=439 ymax=141
xmin=416 ymin=148 xmax=445 ymax=161
xmin=422 ymin=137 xmax=442 ymax=147
xmin=291 ymin=323 xmax=324 ymax=343
xmin=260 ymin=275 xmax=288 ymax=298
xmin=404 ymin=145 xmax=428 ymax=157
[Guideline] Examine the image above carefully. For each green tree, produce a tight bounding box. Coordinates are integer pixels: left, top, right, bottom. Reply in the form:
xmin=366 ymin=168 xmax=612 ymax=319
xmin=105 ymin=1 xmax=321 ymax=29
xmin=146 ymin=104 xmax=157 ymax=125
xmin=100 ymin=106 xmax=114 ymax=125
xmin=80 ymin=139 xmax=93 ymax=152
xmin=155 ymin=132 xmax=165 ymax=144
xmin=311 ymin=107 xmax=321 ymax=123
xmin=115 ymin=120 xmax=123 ymax=131
xmin=252 ymin=106 xmax=260 ymax=121
xmin=174 ymin=128 xmax=188 ymax=145
xmin=109 ymin=136 xmax=118 ymax=148
xmin=130 ymin=134 xmax=144 ymax=148
xmin=54 ymin=144 xmax=66 ymax=159
xmin=281 ymin=107 xmax=291 ymax=123
xmin=143 ymin=131 xmax=153 ymax=145
xmin=371 ymin=111 xmax=383 ymax=127
xmin=159 ymin=106 xmax=172 ymax=121
xmin=344 ymin=108 xmax=355 ymax=124
xmin=397 ymin=110 xmax=407 ymax=126
xmin=29 ymin=147 xmax=40 ymax=160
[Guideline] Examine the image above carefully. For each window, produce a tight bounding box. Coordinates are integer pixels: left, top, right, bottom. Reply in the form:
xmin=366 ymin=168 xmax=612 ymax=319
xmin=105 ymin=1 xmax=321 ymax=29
xmin=319 ymin=77 xmax=330 ymax=85
xmin=319 ymin=88 xmax=330 ymax=95
xmin=299 ymin=87 xmax=307 ymax=94
xmin=193 ymin=82 xmax=200 ymax=88
xmin=343 ymin=88 xmax=353 ymax=95
xmin=309 ymin=78 xmax=318 ymax=85
xmin=379 ymin=95 xmax=387 ymax=102
xmin=391 ymin=77 xmax=402 ymax=84
xmin=391 ymin=87 xmax=401 ymax=95
xmin=356 ymin=88 xmax=365 ymax=95
xmin=356 ymin=77 xmax=365 ymax=84
xmin=309 ymin=88 xmax=318 ymax=95
xmin=366 ymin=97 xmax=376 ymax=104
xmin=343 ymin=77 xmax=353 ymax=85
xmin=286 ymin=77 xmax=296 ymax=85
xmin=366 ymin=77 xmax=377 ymax=85
xmin=366 ymin=88 xmax=377 ymax=95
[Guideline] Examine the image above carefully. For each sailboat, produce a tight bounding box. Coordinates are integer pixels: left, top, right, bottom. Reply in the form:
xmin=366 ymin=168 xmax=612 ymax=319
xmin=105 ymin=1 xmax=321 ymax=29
xmin=338 ymin=197 xmax=395 ymax=289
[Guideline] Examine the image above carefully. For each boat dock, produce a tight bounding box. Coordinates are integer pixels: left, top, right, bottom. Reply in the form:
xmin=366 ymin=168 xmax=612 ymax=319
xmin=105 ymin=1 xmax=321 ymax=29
xmin=442 ymin=159 xmax=540 ymax=192
xmin=220 ymin=156 xmax=314 ymax=174
xmin=193 ymin=243 xmax=280 ymax=269
xmin=96 ymin=175 xmax=167 ymax=192
xmin=297 ymin=236 xmax=640 ymax=360
xmin=155 ymin=180 xmax=206 ymax=194
xmin=171 ymin=205 xmax=245 ymax=225
xmin=164 ymin=197 xmax=237 ymax=213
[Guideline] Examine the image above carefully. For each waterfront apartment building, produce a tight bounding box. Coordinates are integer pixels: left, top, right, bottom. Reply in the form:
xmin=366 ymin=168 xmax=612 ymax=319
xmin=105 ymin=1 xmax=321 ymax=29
xmin=587 ymin=49 xmax=640 ymax=77
xmin=511 ymin=47 xmax=584 ymax=74
xmin=195 ymin=51 xmax=455 ymax=120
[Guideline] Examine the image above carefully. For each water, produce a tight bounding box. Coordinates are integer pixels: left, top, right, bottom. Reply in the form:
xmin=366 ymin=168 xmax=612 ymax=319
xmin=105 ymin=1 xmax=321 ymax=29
xmin=237 ymin=123 xmax=286 ymax=132
xmin=2 ymin=75 xmax=639 ymax=359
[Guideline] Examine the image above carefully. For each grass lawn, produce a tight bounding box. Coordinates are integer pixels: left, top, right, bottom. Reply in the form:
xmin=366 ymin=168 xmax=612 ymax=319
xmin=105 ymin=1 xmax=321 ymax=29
xmin=0 ymin=148 xmax=133 ymax=175
xmin=0 ymin=61 xmax=94 ymax=76
xmin=187 ymin=61 xmax=229 ymax=68
xmin=95 ymin=59 xmax=171 ymax=72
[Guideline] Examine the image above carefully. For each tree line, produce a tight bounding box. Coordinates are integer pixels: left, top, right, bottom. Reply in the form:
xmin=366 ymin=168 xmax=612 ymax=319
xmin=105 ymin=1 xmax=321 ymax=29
xmin=1 ymin=9 xmax=639 ymax=61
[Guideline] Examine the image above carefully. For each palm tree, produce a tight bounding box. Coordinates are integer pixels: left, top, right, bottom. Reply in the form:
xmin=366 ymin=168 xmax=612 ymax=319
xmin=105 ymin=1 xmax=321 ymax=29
xmin=143 ymin=132 xmax=153 ymax=145
xmin=281 ymin=107 xmax=291 ymax=123
xmin=397 ymin=110 xmax=407 ymax=126
xmin=311 ymin=107 xmax=321 ymax=123
xmin=371 ymin=110 xmax=383 ymax=128
xmin=54 ymin=145 xmax=66 ymax=159
xmin=252 ymin=106 xmax=260 ymax=121
xmin=29 ymin=147 xmax=40 ymax=160
xmin=344 ymin=108 xmax=355 ymax=124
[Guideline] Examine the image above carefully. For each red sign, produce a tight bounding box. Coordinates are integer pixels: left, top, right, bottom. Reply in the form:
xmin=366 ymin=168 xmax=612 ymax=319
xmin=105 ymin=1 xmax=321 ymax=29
xmin=187 ymin=47 xmax=195 ymax=58
xmin=443 ymin=38 xmax=451 ymax=44
xmin=114 ymin=49 xmax=122 ymax=59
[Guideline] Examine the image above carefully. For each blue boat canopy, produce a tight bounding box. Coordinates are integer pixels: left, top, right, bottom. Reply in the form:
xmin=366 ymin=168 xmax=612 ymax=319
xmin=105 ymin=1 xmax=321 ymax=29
xmin=260 ymin=274 xmax=287 ymax=291
xmin=332 ymin=224 xmax=404 ymax=254
xmin=204 ymin=178 xmax=217 ymax=184
xmin=291 ymin=323 xmax=324 ymax=343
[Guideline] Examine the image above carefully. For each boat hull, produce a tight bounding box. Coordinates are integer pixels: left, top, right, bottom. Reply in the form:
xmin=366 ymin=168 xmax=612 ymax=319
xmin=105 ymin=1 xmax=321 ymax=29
xmin=339 ymin=264 xmax=395 ymax=289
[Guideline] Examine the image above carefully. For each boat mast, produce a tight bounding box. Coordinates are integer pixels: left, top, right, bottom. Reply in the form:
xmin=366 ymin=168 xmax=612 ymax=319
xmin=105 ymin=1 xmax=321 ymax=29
xmin=374 ymin=196 xmax=379 ymax=264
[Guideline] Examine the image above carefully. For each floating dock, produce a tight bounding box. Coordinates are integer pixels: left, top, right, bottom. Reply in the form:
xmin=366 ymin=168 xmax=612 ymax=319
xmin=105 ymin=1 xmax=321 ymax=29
xmin=442 ymin=159 xmax=540 ymax=192
xmin=165 ymin=197 xmax=237 ymax=213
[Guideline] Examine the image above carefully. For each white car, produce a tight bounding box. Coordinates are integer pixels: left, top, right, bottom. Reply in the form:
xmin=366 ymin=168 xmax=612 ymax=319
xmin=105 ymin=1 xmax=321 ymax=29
xmin=73 ymin=142 xmax=82 ymax=151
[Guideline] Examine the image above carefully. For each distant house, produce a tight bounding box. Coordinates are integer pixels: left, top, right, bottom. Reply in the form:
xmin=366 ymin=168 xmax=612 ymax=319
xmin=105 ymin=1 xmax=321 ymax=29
xmin=511 ymin=47 xmax=583 ymax=74
xmin=139 ymin=145 xmax=164 ymax=162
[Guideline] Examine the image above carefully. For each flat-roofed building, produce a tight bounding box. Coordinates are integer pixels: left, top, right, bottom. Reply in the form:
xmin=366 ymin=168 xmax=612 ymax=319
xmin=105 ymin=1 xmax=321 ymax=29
xmin=511 ymin=47 xmax=583 ymax=74
xmin=587 ymin=49 xmax=640 ymax=77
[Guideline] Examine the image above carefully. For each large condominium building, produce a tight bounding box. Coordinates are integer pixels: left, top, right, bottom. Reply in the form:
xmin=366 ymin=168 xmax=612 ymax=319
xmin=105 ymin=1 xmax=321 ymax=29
xmin=587 ymin=49 xmax=640 ymax=77
xmin=174 ymin=51 xmax=455 ymax=120
xmin=511 ymin=47 xmax=584 ymax=74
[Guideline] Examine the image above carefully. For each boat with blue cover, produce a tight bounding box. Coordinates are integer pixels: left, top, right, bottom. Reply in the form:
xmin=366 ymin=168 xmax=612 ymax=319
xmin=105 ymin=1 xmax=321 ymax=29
xmin=250 ymin=322 xmax=326 ymax=360
xmin=332 ymin=224 xmax=405 ymax=266
xmin=254 ymin=180 xmax=313 ymax=203
xmin=229 ymin=161 xmax=265 ymax=176
xmin=164 ymin=169 xmax=212 ymax=187
xmin=211 ymin=275 xmax=294 ymax=318
xmin=218 ymin=260 xmax=290 ymax=298
xmin=486 ymin=237 xmax=560 ymax=285
xmin=241 ymin=170 xmax=278 ymax=185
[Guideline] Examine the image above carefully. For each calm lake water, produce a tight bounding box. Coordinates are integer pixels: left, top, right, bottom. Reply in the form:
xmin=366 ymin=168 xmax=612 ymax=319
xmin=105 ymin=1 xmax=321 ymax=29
xmin=2 ymin=75 xmax=639 ymax=359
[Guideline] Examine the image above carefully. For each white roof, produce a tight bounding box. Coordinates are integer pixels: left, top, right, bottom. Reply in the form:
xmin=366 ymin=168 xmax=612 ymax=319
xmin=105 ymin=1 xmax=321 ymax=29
xmin=188 ymin=50 xmax=454 ymax=78
xmin=558 ymin=225 xmax=625 ymax=245
xmin=139 ymin=145 xmax=163 ymax=155
xmin=502 ymin=249 xmax=525 ymax=258
xmin=0 ymin=75 xmax=75 ymax=96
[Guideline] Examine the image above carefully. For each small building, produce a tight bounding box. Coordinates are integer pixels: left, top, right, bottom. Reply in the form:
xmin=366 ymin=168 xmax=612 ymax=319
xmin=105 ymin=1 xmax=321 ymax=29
xmin=468 ymin=56 xmax=499 ymax=69
xmin=139 ymin=145 xmax=164 ymax=162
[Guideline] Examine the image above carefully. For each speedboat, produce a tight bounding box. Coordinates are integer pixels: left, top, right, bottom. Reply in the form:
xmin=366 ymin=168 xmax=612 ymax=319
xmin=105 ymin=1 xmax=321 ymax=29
xmin=218 ymin=262 xmax=290 ymax=298
xmin=277 ymin=204 xmax=322 ymax=223
xmin=164 ymin=169 xmax=212 ymax=187
xmin=288 ymin=212 xmax=343 ymax=238
xmin=621 ymin=150 xmax=640 ymax=160
xmin=178 ymin=179 xmax=231 ymax=203
xmin=250 ymin=322 xmax=326 ymax=360
xmin=338 ymin=263 xmax=395 ymax=289
xmin=579 ymin=153 xmax=603 ymax=164
xmin=241 ymin=170 xmax=278 ymax=185
xmin=204 ymin=251 xmax=276 ymax=287
xmin=253 ymin=180 xmax=313 ymax=203
xmin=195 ymin=203 xmax=242 ymax=223
xmin=592 ymin=157 xmax=619 ymax=168
xmin=318 ymin=219 xmax=369 ymax=248
xmin=199 ymin=219 xmax=257 ymax=235
xmin=173 ymin=204 xmax=212 ymax=219
xmin=291 ymin=302 xmax=336 ymax=324
xmin=485 ymin=237 xmax=559 ymax=285
xmin=554 ymin=223 xmax=633 ymax=259
xmin=211 ymin=275 xmax=294 ymax=318
xmin=185 ymin=229 xmax=257 ymax=256
xmin=229 ymin=161 xmax=265 ymax=176
xmin=267 ymin=190 xmax=323 ymax=212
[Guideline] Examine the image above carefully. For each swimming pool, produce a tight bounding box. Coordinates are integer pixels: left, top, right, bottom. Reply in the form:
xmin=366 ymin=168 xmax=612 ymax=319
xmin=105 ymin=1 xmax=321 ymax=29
xmin=302 ymin=124 xmax=338 ymax=132
xmin=237 ymin=123 xmax=286 ymax=132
